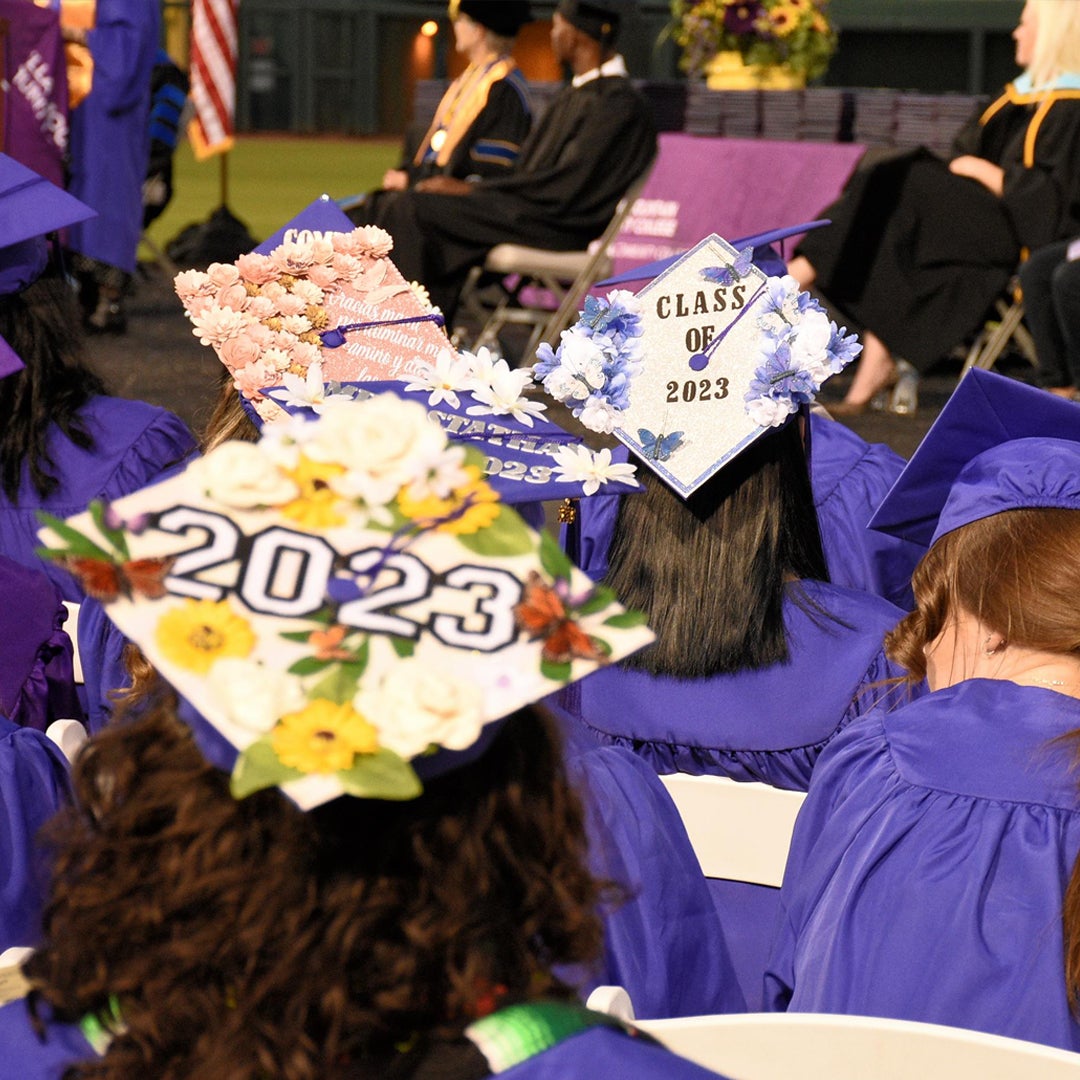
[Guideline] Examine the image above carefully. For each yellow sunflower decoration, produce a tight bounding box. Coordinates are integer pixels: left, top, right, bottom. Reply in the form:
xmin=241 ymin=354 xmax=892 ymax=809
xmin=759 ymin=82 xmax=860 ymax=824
xmin=155 ymin=598 xmax=257 ymax=675
xmin=271 ymin=699 xmax=380 ymax=774
xmin=397 ymin=465 xmax=500 ymax=536
xmin=281 ymin=454 xmax=348 ymax=530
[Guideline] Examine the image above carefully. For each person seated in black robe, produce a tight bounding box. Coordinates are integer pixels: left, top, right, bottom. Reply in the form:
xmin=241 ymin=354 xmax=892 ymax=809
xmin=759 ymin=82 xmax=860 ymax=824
xmin=352 ymin=0 xmax=657 ymax=324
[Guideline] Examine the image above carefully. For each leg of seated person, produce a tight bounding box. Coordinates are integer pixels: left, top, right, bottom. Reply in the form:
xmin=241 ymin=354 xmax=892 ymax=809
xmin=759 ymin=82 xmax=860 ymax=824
xmin=1051 ymin=253 xmax=1080 ymax=396
xmin=1018 ymin=241 xmax=1072 ymax=393
xmin=830 ymin=331 xmax=897 ymax=414
xmin=787 ymin=255 xmax=816 ymax=290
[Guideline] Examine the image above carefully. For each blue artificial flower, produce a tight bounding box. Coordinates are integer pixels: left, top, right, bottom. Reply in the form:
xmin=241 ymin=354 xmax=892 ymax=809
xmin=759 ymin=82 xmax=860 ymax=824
xmin=533 ymin=341 xmax=560 ymax=380
xmin=747 ymin=341 xmax=817 ymax=406
xmin=825 ymin=323 xmax=863 ymax=373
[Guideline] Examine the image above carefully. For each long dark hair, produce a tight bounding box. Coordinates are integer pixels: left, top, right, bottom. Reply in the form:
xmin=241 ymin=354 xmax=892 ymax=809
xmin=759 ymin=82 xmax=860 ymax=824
xmin=0 ymin=271 xmax=105 ymax=500
xmin=604 ymin=419 xmax=829 ymax=677
xmin=26 ymin=693 xmax=606 ymax=1078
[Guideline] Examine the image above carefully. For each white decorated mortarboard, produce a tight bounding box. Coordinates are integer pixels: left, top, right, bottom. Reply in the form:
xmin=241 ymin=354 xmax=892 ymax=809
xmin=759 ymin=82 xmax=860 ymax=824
xmin=533 ymin=232 xmax=862 ymax=496
xmin=36 ymin=394 xmax=653 ymax=810
xmin=174 ymin=196 xmax=452 ymax=422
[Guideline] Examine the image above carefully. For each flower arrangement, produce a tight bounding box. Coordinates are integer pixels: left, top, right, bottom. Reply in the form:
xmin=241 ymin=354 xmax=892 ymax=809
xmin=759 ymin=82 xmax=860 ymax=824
xmin=743 ymin=273 xmax=861 ymax=427
xmin=36 ymin=395 xmax=652 ymax=808
xmin=669 ymin=0 xmax=838 ymax=82
xmin=532 ymin=290 xmax=644 ymax=434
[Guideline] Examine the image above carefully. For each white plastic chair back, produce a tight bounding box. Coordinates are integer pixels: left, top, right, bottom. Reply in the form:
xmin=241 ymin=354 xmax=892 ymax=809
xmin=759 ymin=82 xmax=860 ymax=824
xmin=61 ymin=600 xmax=83 ymax=685
xmin=46 ymin=718 xmax=89 ymax=764
xmin=658 ymin=773 xmax=805 ymax=888
xmin=633 ymin=1011 xmax=1080 ymax=1080
xmin=0 ymin=946 xmax=32 ymax=1005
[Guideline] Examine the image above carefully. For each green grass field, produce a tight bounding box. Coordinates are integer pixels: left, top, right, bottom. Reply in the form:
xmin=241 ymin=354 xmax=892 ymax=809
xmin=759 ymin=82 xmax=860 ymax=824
xmin=141 ymin=135 xmax=401 ymax=257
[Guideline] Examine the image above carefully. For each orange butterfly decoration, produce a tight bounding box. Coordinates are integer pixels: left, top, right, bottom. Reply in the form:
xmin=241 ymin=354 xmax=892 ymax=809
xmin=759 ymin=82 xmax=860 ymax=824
xmin=513 ymin=571 xmax=607 ymax=665
xmin=58 ymin=555 xmax=176 ymax=602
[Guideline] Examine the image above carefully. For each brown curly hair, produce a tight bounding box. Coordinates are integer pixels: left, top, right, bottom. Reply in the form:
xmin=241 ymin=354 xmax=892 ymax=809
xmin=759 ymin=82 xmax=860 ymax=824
xmin=26 ymin=692 xmax=606 ymax=1078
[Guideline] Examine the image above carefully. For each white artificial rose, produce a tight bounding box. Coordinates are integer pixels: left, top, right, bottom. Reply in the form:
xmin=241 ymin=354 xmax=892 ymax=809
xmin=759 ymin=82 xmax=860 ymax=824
xmin=745 ymin=394 xmax=795 ymax=429
xmin=356 ymin=659 xmax=485 ymax=761
xmin=306 ymin=395 xmax=448 ymax=503
xmin=788 ymin=308 xmax=833 ymax=371
xmin=208 ymin=659 xmax=306 ymax=734
xmin=577 ymin=396 xmax=620 ymax=434
xmin=193 ymin=441 xmax=299 ymax=508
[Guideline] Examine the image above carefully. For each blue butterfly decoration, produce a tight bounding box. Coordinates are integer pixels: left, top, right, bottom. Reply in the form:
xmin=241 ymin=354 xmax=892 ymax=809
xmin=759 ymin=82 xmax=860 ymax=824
xmin=638 ymin=428 xmax=685 ymax=462
xmin=582 ymin=294 xmax=607 ymax=328
xmin=701 ymin=246 xmax=755 ymax=287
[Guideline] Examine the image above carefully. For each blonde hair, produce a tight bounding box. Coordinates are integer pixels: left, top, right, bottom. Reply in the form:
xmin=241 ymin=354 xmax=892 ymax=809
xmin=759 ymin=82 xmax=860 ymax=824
xmin=1027 ymin=0 xmax=1080 ymax=89
xmin=200 ymin=373 xmax=260 ymax=453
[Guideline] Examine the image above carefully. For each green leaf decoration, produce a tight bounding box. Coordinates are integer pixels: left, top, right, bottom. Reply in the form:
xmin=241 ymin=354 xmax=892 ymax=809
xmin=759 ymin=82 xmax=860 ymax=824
xmin=88 ymin=500 xmax=130 ymax=561
xmin=541 ymin=658 xmax=573 ymax=682
xmin=231 ymin=737 xmax=305 ymax=799
xmin=309 ymin=659 xmax=367 ymax=705
xmin=458 ymin=505 xmax=533 ymax=557
xmin=591 ymin=635 xmax=613 ymax=658
xmin=34 ymin=512 xmax=114 ymax=561
xmin=280 ymin=630 xmax=316 ymax=644
xmin=539 ymin=529 xmax=573 ymax=581
xmin=288 ymin=656 xmax=331 ymax=676
xmin=602 ymin=609 xmax=650 ymax=628
xmin=372 ymin=499 xmax=410 ymax=533
xmin=337 ymin=749 xmax=423 ymax=800
xmin=391 ymin=636 xmax=416 ymax=658
xmin=575 ymin=585 xmax=617 ymax=616
xmin=462 ymin=445 xmax=489 ymax=471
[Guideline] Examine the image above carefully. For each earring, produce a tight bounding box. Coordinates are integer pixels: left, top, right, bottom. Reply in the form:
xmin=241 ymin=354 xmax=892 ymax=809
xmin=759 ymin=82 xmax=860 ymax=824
xmin=983 ymin=633 xmax=1007 ymax=657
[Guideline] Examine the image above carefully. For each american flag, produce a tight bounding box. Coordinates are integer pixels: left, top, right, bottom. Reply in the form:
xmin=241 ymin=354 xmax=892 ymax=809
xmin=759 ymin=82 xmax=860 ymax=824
xmin=188 ymin=0 xmax=239 ymax=160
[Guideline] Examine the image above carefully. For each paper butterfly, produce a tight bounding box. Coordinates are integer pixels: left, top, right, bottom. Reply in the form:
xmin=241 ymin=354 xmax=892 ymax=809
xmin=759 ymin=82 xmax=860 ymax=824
xmin=701 ymin=246 xmax=754 ymax=287
xmin=513 ymin=572 xmax=607 ymax=666
xmin=638 ymin=428 xmax=685 ymax=462
xmin=58 ymin=555 xmax=176 ymax=603
xmin=581 ymin=294 xmax=609 ymax=329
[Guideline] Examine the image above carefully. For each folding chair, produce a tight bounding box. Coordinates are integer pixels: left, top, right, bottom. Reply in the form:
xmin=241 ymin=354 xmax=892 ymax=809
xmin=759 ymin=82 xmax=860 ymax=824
xmin=657 ymin=772 xmax=805 ymax=888
xmin=633 ymin=1011 xmax=1080 ymax=1080
xmin=454 ymin=165 xmax=653 ymax=363
xmin=961 ymin=280 xmax=1037 ymax=376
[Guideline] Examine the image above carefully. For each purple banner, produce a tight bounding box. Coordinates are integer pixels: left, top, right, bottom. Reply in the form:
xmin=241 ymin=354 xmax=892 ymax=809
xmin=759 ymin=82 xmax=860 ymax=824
xmin=611 ymin=132 xmax=866 ymax=277
xmin=1 ymin=1 xmax=69 ymax=187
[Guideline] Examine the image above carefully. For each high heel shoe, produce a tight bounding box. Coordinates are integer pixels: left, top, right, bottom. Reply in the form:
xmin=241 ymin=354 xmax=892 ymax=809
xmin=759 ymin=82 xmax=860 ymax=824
xmin=888 ymin=359 xmax=919 ymax=415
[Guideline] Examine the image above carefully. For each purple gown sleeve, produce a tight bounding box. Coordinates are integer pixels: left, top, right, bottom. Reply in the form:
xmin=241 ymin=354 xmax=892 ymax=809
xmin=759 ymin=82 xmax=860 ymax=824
xmin=564 ymin=745 xmax=745 ymax=1019
xmin=0 ymin=719 xmax=71 ymax=952
xmin=0 ymin=999 xmax=94 ymax=1077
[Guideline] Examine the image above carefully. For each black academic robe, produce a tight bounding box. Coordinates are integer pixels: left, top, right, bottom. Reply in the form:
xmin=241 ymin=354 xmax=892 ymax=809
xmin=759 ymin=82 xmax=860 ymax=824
xmin=372 ymin=75 xmax=657 ymax=317
xmin=798 ymin=84 xmax=1080 ymax=371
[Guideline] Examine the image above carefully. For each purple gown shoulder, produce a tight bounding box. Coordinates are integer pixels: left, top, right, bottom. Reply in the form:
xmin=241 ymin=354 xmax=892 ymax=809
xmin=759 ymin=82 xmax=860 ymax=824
xmin=563 ymin=743 xmax=745 ymax=1019
xmin=500 ymin=1025 xmax=730 ymax=1079
xmin=766 ymin=679 xmax=1080 ymax=1051
xmin=0 ymin=396 xmax=196 ymax=602
xmin=0 ymin=717 xmax=71 ymax=953
xmin=0 ymin=999 xmax=94 ymax=1078
xmin=807 ymin=413 xmax=924 ymax=610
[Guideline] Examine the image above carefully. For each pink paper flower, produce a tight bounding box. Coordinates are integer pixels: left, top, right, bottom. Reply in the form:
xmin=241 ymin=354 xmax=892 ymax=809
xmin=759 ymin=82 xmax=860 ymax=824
xmin=190 ymin=305 xmax=250 ymax=346
xmin=174 ymin=269 xmax=213 ymax=301
xmin=232 ymin=359 xmax=274 ymax=397
xmin=236 ymin=252 xmax=280 ymax=285
xmin=331 ymin=253 xmax=363 ymax=281
xmin=216 ymin=283 xmax=251 ymax=312
xmin=206 ymin=262 xmax=242 ymax=288
xmin=307 ymin=263 xmax=341 ymax=289
xmin=220 ymin=334 xmax=264 ymax=370
xmin=276 ymin=292 xmax=307 ymax=317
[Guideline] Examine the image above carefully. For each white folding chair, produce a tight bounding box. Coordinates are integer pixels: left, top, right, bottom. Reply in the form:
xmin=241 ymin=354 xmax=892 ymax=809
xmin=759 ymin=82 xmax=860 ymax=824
xmin=658 ymin=773 xmax=805 ymax=888
xmin=633 ymin=1011 xmax=1080 ymax=1080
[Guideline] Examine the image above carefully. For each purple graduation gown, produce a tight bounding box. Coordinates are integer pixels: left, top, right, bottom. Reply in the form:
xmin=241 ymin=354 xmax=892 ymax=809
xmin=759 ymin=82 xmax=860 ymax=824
xmin=0 ymin=717 xmax=71 ymax=953
xmin=0 ymin=1000 xmax=94 ymax=1078
xmin=564 ymin=743 xmax=745 ymax=1019
xmin=549 ymin=579 xmax=914 ymax=1011
xmin=0 ymin=396 xmax=197 ymax=603
xmin=0 ymin=1002 xmax=731 ymax=1079
xmin=66 ymin=0 xmax=159 ymax=273
xmin=765 ymin=679 xmax=1080 ymax=1052
xmin=807 ymin=412 xmax=924 ymax=610
xmin=0 ymin=557 xmax=81 ymax=730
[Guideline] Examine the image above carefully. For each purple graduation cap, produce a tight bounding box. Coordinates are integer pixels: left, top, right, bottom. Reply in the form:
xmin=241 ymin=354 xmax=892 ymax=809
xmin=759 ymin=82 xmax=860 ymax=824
xmin=0 ymin=153 xmax=97 ymax=377
xmin=252 ymin=193 xmax=356 ymax=255
xmin=870 ymin=368 xmax=1080 ymax=548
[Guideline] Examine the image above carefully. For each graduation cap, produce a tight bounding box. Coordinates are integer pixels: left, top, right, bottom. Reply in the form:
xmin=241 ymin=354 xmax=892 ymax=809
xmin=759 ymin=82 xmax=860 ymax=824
xmin=0 ymin=154 xmax=97 ymax=377
xmin=532 ymin=232 xmax=862 ymax=497
xmin=452 ymin=0 xmax=533 ymax=36
xmin=37 ymin=393 xmax=653 ymax=809
xmin=175 ymin=199 xmax=451 ymax=421
xmin=869 ymin=367 xmax=1080 ymax=548
xmin=596 ymin=220 xmax=832 ymax=287
xmin=555 ymin=0 xmax=632 ymax=44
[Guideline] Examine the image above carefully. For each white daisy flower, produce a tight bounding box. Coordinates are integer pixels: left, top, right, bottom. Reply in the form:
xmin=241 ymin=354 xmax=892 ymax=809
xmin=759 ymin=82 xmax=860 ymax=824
xmin=552 ymin=444 xmax=638 ymax=495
